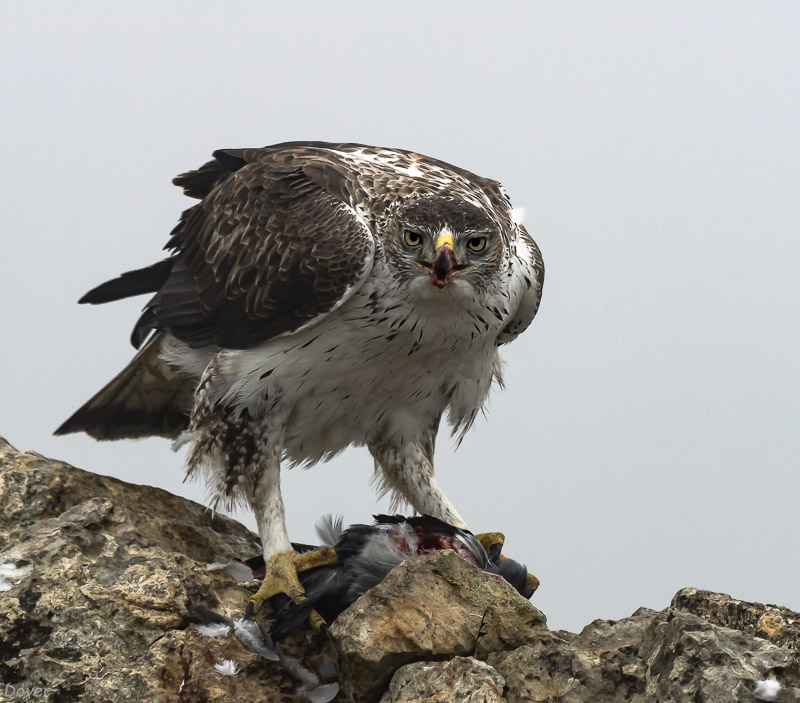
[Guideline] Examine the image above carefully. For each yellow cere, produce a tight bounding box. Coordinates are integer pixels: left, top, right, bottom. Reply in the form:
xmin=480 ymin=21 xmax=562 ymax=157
xmin=435 ymin=229 xmax=454 ymax=250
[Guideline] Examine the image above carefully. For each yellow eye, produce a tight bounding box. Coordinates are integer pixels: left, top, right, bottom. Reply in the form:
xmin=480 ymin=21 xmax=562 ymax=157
xmin=404 ymin=229 xmax=422 ymax=246
xmin=467 ymin=236 xmax=487 ymax=252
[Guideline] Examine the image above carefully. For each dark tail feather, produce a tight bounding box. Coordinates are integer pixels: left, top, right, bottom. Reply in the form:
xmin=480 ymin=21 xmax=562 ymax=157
xmin=54 ymin=333 xmax=194 ymax=440
xmin=78 ymin=258 xmax=174 ymax=305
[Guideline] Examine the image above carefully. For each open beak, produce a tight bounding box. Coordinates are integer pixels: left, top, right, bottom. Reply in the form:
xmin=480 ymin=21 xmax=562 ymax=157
xmin=430 ymin=232 xmax=458 ymax=289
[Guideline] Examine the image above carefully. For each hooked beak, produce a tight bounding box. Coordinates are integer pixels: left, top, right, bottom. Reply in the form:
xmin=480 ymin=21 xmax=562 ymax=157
xmin=430 ymin=231 xmax=459 ymax=289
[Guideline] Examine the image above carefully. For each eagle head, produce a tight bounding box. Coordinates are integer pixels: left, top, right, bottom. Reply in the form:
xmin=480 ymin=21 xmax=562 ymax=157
xmin=384 ymin=196 xmax=505 ymax=294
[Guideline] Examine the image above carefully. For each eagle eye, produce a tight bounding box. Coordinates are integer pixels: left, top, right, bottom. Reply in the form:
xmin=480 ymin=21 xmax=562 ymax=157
xmin=467 ymin=236 xmax=488 ymax=252
xmin=404 ymin=229 xmax=422 ymax=247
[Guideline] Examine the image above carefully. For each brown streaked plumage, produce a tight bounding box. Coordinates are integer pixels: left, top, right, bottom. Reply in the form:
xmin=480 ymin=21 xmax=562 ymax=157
xmin=56 ymin=141 xmax=544 ymax=608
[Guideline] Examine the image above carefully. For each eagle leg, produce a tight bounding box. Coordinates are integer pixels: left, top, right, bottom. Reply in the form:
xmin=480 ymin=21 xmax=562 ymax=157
xmin=244 ymin=431 xmax=305 ymax=617
xmin=370 ymin=438 xmax=467 ymax=529
xmin=475 ymin=531 xmax=540 ymax=595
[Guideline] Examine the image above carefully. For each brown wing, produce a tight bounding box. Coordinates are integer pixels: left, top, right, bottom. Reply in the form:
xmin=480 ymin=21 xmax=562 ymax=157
xmin=132 ymin=148 xmax=374 ymax=349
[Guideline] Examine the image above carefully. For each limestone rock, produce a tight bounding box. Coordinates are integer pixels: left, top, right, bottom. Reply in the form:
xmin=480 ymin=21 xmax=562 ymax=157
xmin=379 ymin=656 xmax=506 ymax=703
xmin=4 ymin=434 xmax=800 ymax=703
xmin=0 ymin=436 xmax=326 ymax=702
xmin=489 ymin=599 xmax=800 ymax=703
xmin=329 ymin=549 xmax=547 ymax=703
xmin=671 ymin=587 xmax=800 ymax=650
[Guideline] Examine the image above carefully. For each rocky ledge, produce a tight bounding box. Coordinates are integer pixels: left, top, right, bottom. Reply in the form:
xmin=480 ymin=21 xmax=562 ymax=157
xmin=1 ymin=435 xmax=798 ymax=702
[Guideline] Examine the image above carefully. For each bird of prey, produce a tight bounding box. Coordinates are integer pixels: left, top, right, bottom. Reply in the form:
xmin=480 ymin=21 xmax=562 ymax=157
xmin=56 ymin=141 xmax=544 ymax=612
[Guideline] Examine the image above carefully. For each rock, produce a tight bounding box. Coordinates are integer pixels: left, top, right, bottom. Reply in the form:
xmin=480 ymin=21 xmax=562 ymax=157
xmin=3 ymin=434 xmax=800 ymax=703
xmin=671 ymin=587 xmax=800 ymax=650
xmin=488 ymin=598 xmax=800 ymax=703
xmin=330 ymin=549 xmax=547 ymax=702
xmin=0 ymin=436 xmax=327 ymax=702
xmin=379 ymin=656 xmax=506 ymax=703
xmin=637 ymin=606 xmax=795 ymax=702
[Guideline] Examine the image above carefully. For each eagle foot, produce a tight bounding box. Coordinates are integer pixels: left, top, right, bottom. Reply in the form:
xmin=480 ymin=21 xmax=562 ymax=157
xmin=475 ymin=531 xmax=540 ymax=595
xmin=475 ymin=531 xmax=506 ymax=554
xmin=245 ymin=547 xmax=340 ymax=621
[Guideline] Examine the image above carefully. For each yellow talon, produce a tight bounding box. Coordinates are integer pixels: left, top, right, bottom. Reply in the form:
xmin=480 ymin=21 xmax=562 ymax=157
xmin=308 ymin=609 xmax=326 ymax=632
xmin=295 ymin=546 xmax=339 ymax=572
xmin=475 ymin=530 xmax=539 ymax=595
xmin=247 ymin=551 xmax=305 ymax=618
xmin=246 ymin=547 xmax=340 ymax=620
xmin=475 ymin=531 xmax=506 ymax=552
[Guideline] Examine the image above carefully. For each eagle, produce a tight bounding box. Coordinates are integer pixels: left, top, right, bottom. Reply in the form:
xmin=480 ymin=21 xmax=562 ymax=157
xmin=56 ymin=141 xmax=544 ymax=612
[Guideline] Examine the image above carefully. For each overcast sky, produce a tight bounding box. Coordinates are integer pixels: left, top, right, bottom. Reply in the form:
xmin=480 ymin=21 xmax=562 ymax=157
xmin=2 ymin=2 xmax=798 ymax=633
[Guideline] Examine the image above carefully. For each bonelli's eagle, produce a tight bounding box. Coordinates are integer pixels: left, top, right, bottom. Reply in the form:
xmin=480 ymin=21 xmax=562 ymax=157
xmin=57 ymin=141 xmax=544 ymax=610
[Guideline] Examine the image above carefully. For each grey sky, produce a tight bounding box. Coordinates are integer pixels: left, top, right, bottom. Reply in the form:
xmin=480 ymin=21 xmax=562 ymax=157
xmin=2 ymin=2 xmax=798 ymax=633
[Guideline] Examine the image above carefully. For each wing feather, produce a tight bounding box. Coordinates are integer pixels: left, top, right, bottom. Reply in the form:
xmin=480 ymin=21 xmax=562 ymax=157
xmin=498 ymin=225 xmax=544 ymax=345
xmin=134 ymin=150 xmax=374 ymax=349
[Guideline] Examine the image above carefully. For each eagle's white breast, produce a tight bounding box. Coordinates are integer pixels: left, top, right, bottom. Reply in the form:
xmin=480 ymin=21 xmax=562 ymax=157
xmin=201 ymin=262 xmax=520 ymax=468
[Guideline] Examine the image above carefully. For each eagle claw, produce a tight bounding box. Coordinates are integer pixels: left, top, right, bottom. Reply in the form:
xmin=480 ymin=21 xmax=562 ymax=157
xmin=475 ymin=530 xmax=540 ymax=595
xmin=475 ymin=531 xmax=506 ymax=556
xmin=246 ymin=547 xmax=340 ymax=621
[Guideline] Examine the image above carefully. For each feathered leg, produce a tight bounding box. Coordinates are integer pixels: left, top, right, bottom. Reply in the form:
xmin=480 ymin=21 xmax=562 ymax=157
xmin=369 ymin=438 xmax=467 ymax=529
xmin=251 ymin=441 xmax=292 ymax=561
xmin=245 ymin=430 xmax=340 ymax=620
xmin=368 ymin=451 xmax=540 ymax=594
xmin=188 ymin=363 xmax=339 ymax=622
xmin=369 ymin=423 xmax=539 ymax=594
xmin=245 ymin=434 xmax=303 ymax=616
